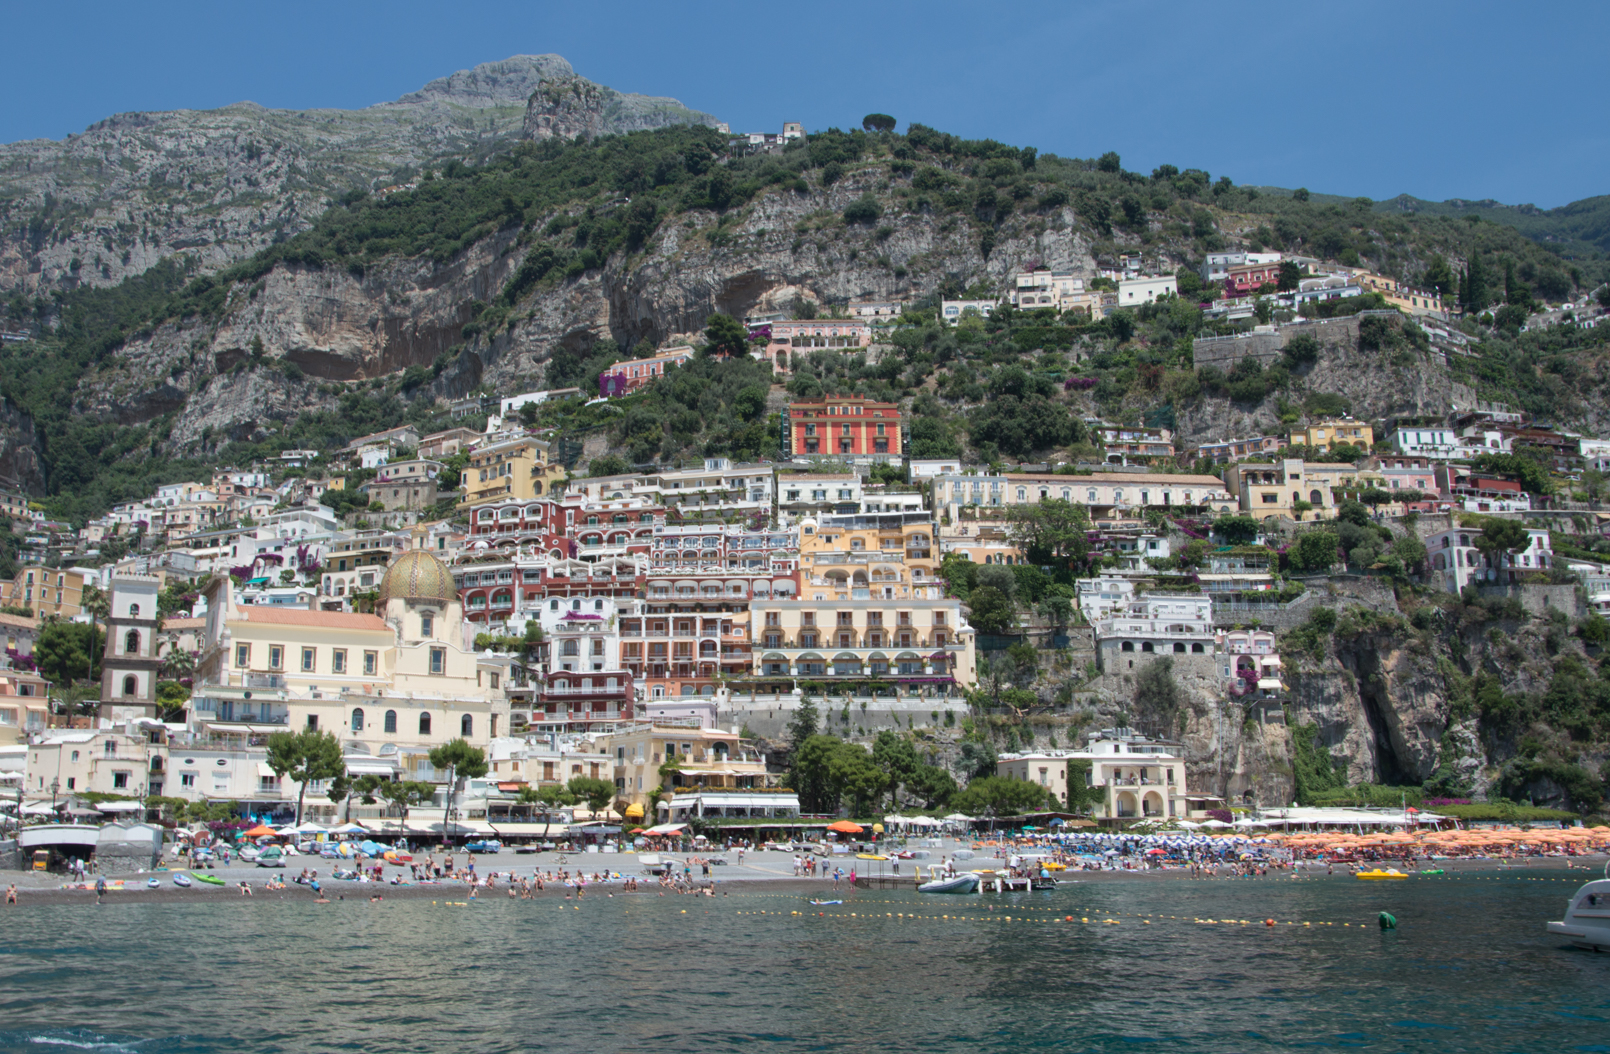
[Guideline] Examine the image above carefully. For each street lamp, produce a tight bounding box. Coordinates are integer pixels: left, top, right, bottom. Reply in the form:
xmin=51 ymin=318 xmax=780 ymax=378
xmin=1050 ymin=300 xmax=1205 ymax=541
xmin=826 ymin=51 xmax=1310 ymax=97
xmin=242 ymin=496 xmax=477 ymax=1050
xmin=49 ymin=778 xmax=60 ymax=814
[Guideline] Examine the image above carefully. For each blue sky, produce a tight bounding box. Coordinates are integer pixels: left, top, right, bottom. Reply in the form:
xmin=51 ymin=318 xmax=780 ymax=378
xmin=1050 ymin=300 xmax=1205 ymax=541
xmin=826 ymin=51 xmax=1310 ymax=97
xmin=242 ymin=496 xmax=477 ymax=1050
xmin=6 ymin=0 xmax=1607 ymax=208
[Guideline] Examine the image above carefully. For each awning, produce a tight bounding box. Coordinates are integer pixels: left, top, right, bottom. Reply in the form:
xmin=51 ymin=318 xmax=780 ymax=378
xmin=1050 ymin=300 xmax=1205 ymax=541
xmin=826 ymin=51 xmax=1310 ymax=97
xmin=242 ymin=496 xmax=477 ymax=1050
xmin=496 ymin=782 xmax=525 ymax=792
xmin=672 ymin=793 xmax=800 ymax=810
xmin=96 ymin=801 xmax=142 ymax=813
xmin=1256 ymin=678 xmax=1283 ymax=690
xmin=343 ymin=758 xmax=399 ymax=776
xmin=623 ymin=803 xmax=645 ymax=819
xmin=256 ymin=762 xmax=278 ymax=778
xmin=642 ymin=823 xmax=687 ymax=835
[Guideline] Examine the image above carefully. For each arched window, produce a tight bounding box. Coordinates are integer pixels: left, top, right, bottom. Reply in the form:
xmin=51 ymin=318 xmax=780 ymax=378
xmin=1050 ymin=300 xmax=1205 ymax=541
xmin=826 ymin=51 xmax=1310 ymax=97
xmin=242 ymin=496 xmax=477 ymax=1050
xmin=384 ymin=710 xmax=397 ymax=734
xmin=122 ymin=675 xmax=137 ymax=697
xmin=125 ymin=630 xmax=140 ymax=654
xmin=594 ymin=599 xmax=604 ymax=611
xmin=461 ymin=714 xmax=473 ymax=737
xmin=1309 ymin=489 xmax=1322 ymax=505
xmin=351 ymin=708 xmax=364 ymax=732
xmin=419 ymin=712 xmax=432 ymax=735
xmin=128 ymin=603 xmax=140 ymax=618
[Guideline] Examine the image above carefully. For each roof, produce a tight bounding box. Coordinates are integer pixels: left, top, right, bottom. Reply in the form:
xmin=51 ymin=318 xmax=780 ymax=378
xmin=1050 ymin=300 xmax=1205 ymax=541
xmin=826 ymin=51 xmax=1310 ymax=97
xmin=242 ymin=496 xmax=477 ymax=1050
xmin=1000 ymin=471 xmax=1227 ymax=487
xmin=160 ymin=617 xmax=205 ymax=631
xmin=237 ymin=607 xmax=388 ymax=631
xmin=0 ymin=612 xmax=38 ymax=631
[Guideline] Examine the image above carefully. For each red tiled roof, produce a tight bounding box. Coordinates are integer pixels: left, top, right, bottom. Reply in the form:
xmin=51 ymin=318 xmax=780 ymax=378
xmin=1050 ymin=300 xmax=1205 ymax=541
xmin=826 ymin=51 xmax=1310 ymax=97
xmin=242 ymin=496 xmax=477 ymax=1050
xmin=237 ymin=607 xmax=388 ymax=631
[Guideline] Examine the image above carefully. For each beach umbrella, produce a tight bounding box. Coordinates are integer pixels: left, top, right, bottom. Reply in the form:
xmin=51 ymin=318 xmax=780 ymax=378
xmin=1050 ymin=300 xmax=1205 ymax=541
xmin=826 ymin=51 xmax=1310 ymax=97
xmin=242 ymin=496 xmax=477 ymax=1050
xmin=826 ymin=820 xmax=864 ymax=834
xmin=241 ymin=824 xmax=277 ymax=838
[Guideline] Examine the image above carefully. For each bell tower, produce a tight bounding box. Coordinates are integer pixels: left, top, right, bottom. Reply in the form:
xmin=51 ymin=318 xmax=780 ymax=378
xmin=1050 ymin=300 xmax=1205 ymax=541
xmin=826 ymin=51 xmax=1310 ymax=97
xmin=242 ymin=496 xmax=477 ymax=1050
xmin=99 ymin=575 xmax=164 ymax=721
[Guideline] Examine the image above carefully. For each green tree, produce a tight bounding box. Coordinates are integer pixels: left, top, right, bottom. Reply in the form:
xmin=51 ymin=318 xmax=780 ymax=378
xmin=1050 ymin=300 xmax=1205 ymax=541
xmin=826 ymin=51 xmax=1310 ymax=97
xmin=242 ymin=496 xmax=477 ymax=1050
xmin=1134 ymin=658 xmax=1181 ymax=728
xmin=381 ymin=780 xmax=437 ymax=826
xmin=1005 ymin=498 xmax=1091 ymax=573
xmin=788 ymin=696 xmax=819 ymax=745
xmin=966 ymin=586 xmax=1016 ymax=634
xmin=789 ymin=733 xmax=841 ymax=813
xmin=906 ymin=764 xmax=958 ymax=809
xmin=1470 ymin=452 xmax=1550 ymax=495
xmin=1277 ymin=261 xmax=1301 ymax=291
xmin=871 ymin=730 xmax=921 ymax=809
xmin=427 ymin=738 xmax=489 ymax=844
xmin=957 ymin=739 xmax=997 ymax=781
xmin=1464 ymin=254 xmax=1491 ymax=313
xmin=827 ymin=740 xmax=885 ymax=817
xmin=35 ymin=621 xmax=104 ymax=685
xmin=703 ymin=313 xmax=750 ymax=358
xmin=567 ymin=776 xmax=616 ymax=814
xmin=1288 ymin=531 xmax=1339 ymax=572
xmin=266 ymin=729 xmax=346 ymax=826
xmin=1473 ymin=517 xmax=1531 ymax=566
xmin=1064 ymin=760 xmax=1104 ymax=814
xmin=862 ymin=113 xmax=896 ymax=133
xmin=1422 ymin=253 xmax=1455 ymax=298
xmin=1213 ymin=515 xmax=1261 ymax=545
xmin=952 ymin=775 xmax=1053 ymax=818
xmin=589 ymin=454 xmax=630 ymax=477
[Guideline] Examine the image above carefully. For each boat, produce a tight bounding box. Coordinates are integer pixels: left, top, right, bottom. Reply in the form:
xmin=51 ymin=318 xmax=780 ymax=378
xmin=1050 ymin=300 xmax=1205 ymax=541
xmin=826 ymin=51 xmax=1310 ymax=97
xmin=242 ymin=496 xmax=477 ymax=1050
xmin=194 ymin=873 xmax=226 ymax=886
xmin=918 ymin=873 xmax=981 ymax=894
xmin=146 ymin=878 xmax=160 ymax=889
xmin=1547 ymin=869 xmax=1610 ymax=951
xmin=172 ymin=874 xmax=193 ymax=887
xmin=1355 ymin=868 xmax=1409 ymax=880
xmin=809 ymin=899 xmax=843 ymax=906
xmin=1419 ymin=868 xmax=1445 ymax=875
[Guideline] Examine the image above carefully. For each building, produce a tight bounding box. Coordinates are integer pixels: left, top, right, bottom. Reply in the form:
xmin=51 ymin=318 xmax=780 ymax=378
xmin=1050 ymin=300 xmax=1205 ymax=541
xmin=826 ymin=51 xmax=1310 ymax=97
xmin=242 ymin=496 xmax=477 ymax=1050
xmin=1390 ymin=427 xmax=1458 ymax=459
xmin=778 ymin=472 xmax=863 ymax=516
xmin=1290 ymin=418 xmax=1374 ymax=452
xmin=1200 ymin=251 xmax=1282 ymax=284
xmin=1199 ymin=546 xmax=1276 ymax=594
xmin=24 ymin=728 xmax=165 ymax=803
xmin=997 ymin=730 xmax=1195 ymax=821
xmin=599 ymin=347 xmax=695 ymax=397
xmin=573 ymin=458 xmax=773 ymax=522
xmin=799 ymin=512 xmax=941 ymax=601
xmin=4 ymin=567 xmax=88 ymax=618
xmin=1193 ymin=436 xmax=1283 ymax=463
xmin=459 ymin=436 xmax=566 ymax=509
xmin=1010 ymin=270 xmax=1089 ymax=310
xmin=359 ymin=459 xmax=443 ymax=512
xmin=1371 ymin=456 xmax=1438 ymax=495
xmin=907 ymin=458 xmax=964 ymax=480
xmin=322 ymin=537 xmax=403 ymax=599
xmin=341 ymin=426 xmax=421 ymax=458
xmin=0 ymin=667 xmax=50 ymax=746
xmin=847 ymin=299 xmax=907 ymax=320
xmin=1092 ymin=593 xmax=1215 ymax=672
xmin=1224 ymin=459 xmax=1374 ymax=521
xmin=418 ymin=427 xmax=483 ymax=460
xmin=1097 ymin=425 xmax=1174 ymax=462
xmin=761 ymin=321 xmax=873 ymax=372
xmin=1221 ymin=628 xmax=1285 ymax=703
xmin=1355 ymin=273 xmax=1448 ymax=318
xmin=1433 ymin=466 xmax=1533 ymax=513
xmin=1116 ymin=274 xmax=1178 ymax=307
xmin=940 ymin=299 xmax=999 ymax=324
xmin=937 ymin=518 xmax=1023 ymax=565
xmin=604 ymin=722 xmax=779 ymax=816
xmin=1427 ymin=526 xmax=1552 ymax=592
xmin=746 ymin=595 xmax=974 ymax=693
xmin=99 ymin=575 xmax=164 ymax=722
xmin=784 ymin=398 xmax=902 ymax=461
xmin=499 ymin=389 xmax=582 ymax=417
xmin=1222 ymin=261 xmax=1284 ymax=297
xmin=934 ymin=471 xmax=1236 ymax=522
xmin=191 ymin=551 xmax=507 ymax=780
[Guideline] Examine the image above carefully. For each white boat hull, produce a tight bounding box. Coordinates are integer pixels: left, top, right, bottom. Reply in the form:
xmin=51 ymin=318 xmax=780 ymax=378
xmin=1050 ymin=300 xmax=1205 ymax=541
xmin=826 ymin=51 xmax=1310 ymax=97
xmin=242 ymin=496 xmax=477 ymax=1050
xmin=1549 ymin=878 xmax=1610 ymax=951
xmin=918 ymin=874 xmax=980 ymax=894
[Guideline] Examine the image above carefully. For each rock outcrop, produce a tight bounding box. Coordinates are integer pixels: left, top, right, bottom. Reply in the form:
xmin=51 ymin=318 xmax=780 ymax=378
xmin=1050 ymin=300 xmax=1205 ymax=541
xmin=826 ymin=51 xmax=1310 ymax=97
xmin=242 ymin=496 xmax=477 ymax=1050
xmin=521 ymin=71 xmax=719 ymax=141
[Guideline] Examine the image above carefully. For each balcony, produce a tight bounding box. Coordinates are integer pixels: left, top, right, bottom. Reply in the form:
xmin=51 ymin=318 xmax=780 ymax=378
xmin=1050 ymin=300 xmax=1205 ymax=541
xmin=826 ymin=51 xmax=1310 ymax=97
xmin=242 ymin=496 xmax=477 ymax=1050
xmin=244 ymin=673 xmax=286 ymax=689
xmin=539 ymin=683 xmax=630 ymax=696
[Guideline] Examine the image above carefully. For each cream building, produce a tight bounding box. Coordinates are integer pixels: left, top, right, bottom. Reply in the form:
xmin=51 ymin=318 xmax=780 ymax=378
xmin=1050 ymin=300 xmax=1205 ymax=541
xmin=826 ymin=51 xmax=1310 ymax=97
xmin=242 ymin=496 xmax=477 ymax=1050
xmin=799 ymin=512 xmax=940 ymax=601
xmin=1224 ymin=460 xmax=1383 ymax=521
xmin=191 ymin=551 xmax=505 ymax=781
xmin=1290 ymin=418 xmax=1374 ymax=452
xmin=747 ymin=596 xmax=975 ymax=692
xmin=998 ymin=731 xmax=1197 ymax=821
xmin=602 ymin=721 xmax=789 ymax=820
xmin=935 ymin=472 xmax=1235 ymax=521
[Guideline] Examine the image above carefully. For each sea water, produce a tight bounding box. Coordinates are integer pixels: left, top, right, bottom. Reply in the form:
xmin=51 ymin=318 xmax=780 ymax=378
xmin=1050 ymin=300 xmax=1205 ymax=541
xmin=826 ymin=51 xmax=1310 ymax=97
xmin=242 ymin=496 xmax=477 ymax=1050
xmin=0 ymin=872 xmax=1606 ymax=1053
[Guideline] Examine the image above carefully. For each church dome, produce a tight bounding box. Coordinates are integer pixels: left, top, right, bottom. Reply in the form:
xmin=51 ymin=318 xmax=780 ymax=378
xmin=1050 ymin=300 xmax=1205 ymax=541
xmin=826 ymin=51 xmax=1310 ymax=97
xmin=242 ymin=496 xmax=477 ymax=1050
xmin=377 ymin=550 xmax=456 ymax=605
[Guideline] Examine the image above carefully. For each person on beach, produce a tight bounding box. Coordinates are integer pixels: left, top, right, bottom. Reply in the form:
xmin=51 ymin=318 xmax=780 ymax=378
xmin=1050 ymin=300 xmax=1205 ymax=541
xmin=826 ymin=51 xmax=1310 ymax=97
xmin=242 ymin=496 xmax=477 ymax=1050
xmin=95 ymin=876 xmax=107 ymax=904
xmin=6 ymin=883 xmax=16 ymax=905
xmin=239 ymin=881 xmax=253 ymax=897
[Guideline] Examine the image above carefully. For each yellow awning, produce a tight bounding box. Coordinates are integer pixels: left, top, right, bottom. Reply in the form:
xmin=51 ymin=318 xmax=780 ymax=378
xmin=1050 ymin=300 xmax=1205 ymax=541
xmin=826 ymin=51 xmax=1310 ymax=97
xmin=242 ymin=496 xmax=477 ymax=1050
xmin=624 ymin=803 xmax=645 ymax=819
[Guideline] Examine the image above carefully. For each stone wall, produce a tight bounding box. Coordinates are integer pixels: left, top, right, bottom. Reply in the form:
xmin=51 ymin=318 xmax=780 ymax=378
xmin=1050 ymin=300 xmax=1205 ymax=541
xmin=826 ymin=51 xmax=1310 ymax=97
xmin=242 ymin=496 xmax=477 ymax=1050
xmin=1477 ymin=582 xmax=1583 ymax=619
xmin=1191 ymin=315 xmax=1368 ymax=373
xmin=720 ymin=695 xmax=969 ymax=740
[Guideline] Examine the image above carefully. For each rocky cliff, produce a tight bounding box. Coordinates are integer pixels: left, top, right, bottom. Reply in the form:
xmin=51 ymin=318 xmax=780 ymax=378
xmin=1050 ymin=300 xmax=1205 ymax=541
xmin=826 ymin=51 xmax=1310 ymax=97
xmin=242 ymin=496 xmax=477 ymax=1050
xmin=0 ymin=54 xmax=715 ymax=297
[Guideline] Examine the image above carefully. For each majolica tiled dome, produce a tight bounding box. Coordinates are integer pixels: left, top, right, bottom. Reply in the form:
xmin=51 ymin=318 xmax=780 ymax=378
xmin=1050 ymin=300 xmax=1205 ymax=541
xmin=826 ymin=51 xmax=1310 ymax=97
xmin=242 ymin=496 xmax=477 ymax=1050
xmin=377 ymin=550 xmax=456 ymax=605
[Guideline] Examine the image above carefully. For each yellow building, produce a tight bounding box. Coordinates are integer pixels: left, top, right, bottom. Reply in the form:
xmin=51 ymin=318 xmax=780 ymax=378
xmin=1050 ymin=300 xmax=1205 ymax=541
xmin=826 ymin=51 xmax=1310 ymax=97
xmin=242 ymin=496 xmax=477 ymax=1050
xmin=458 ymin=435 xmax=567 ymax=509
xmin=0 ymin=667 xmax=50 ymax=746
xmin=192 ymin=551 xmax=506 ymax=776
xmin=4 ymin=567 xmax=88 ymax=618
xmin=603 ymin=722 xmax=774 ymax=812
xmin=1225 ymin=459 xmax=1385 ymax=521
xmin=748 ymin=596 xmax=976 ymax=692
xmin=1289 ymin=418 xmax=1374 ymax=453
xmin=799 ymin=512 xmax=940 ymax=601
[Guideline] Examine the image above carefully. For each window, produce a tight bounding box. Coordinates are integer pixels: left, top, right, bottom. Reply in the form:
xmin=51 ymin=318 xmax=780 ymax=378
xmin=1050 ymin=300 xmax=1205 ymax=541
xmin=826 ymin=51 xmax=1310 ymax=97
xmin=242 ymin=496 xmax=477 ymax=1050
xmin=112 ymin=772 xmax=129 ymax=790
xmin=332 ymin=649 xmax=347 ymax=674
xmin=461 ymin=714 xmax=473 ymax=737
xmin=235 ymin=644 xmax=250 ymax=668
xmin=129 ymin=604 xmax=139 ymax=618
xmin=421 ymin=613 xmax=434 ymax=637
xmin=269 ymin=646 xmax=284 ymax=670
xmin=351 ymin=708 xmax=364 ymax=732
xmin=430 ymin=648 xmax=445 ymax=674
xmin=302 ymin=647 xmax=316 ymax=672
xmin=307 ymin=714 xmax=319 ymax=730
xmin=419 ymin=712 xmax=432 ymax=735
xmin=122 ymin=675 xmax=137 ymax=697
xmin=384 ymin=710 xmax=397 ymax=734
xmin=364 ymin=651 xmax=377 ymax=676
xmin=181 ymin=773 xmax=195 ymax=788
xmin=125 ymin=629 xmax=141 ymax=654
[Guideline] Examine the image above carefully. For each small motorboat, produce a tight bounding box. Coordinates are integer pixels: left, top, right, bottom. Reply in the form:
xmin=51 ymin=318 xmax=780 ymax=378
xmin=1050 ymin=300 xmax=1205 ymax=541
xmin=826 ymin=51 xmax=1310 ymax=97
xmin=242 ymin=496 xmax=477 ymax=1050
xmin=918 ymin=873 xmax=981 ymax=894
xmin=1547 ymin=869 xmax=1610 ymax=951
xmin=809 ymin=899 xmax=843 ymax=906
xmin=1419 ymin=868 xmax=1445 ymax=875
xmin=194 ymin=873 xmax=226 ymax=886
xmin=1355 ymin=868 xmax=1409 ymax=880
xmin=146 ymin=878 xmax=160 ymax=889
xmin=172 ymin=873 xmax=193 ymax=888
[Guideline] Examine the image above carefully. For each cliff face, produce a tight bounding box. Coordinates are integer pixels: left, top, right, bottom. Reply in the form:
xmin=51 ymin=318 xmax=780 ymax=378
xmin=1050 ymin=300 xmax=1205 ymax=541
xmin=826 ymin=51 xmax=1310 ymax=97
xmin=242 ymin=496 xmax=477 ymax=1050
xmin=0 ymin=55 xmax=713 ymax=297
xmin=521 ymin=73 xmax=720 ymax=141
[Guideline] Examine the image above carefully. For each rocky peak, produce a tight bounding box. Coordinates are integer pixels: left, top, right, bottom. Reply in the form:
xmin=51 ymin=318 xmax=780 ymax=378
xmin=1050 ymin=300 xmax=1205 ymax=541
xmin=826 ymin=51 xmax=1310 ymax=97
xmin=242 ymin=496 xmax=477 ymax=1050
xmin=387 ymin=54 xmax=578 ymax=112
xmin=521 ymin=71 xmax=720 ymax=141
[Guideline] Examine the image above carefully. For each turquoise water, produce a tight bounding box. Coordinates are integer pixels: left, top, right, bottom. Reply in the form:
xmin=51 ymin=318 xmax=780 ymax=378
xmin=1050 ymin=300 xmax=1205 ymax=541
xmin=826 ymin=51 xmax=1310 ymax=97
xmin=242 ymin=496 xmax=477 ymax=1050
xmin=1 ymin=873 xmax=1607 ymax=1053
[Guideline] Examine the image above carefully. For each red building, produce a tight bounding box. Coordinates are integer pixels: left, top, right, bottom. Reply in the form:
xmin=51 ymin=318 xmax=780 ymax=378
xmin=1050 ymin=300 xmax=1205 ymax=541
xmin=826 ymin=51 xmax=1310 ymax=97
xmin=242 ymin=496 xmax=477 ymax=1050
xmin=599 ymin=347 xmax=695 ymax=398
xmin=1223 ymin=262 xmax=1283 ymax=297
xmin=786 ymin=398 xmax=902 ymax=459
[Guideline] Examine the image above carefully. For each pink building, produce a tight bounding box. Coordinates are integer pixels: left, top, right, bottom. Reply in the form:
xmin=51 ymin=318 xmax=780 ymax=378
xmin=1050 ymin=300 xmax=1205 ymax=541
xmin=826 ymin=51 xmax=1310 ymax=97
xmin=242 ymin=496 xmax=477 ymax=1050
xmin=1223 ymin=262 xmax=1283 ymax=297
xmin=600 ymin=347 xmax=695 ymax=397
xmin=762 ymin=321 xmax=873 ymax=373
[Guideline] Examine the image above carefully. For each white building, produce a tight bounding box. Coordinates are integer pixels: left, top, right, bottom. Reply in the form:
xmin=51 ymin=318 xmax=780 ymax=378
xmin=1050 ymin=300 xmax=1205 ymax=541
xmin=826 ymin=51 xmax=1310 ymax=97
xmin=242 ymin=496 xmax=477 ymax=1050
xmin=940 ymin=299 xmax=999 ymax=324
xmin=1390 ymin=427 xmax=1458 ymax=459
xmin=1075 ymin=574 xmax=1139 ymax=622
xmin=1093 ymin=593 xmax=1215 ymax=671
xmin=1116 ymin=274 xmax=1178 ymax=307
xmin=907 ymin=458 xmax=964 ymax=480
xmin=1426 ymin=525 xmax=1553 ymax=592
xmin=997 ymin=730 xmax=1197 ymax=820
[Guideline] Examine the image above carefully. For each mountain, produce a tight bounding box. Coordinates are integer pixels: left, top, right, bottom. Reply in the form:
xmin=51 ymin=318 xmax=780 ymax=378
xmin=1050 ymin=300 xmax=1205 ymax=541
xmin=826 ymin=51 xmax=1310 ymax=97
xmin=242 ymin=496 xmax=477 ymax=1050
xmin=0 ymin=55 xmax=718 ymax=296
xmin=1375 ymin=193 xmax=1610 ymax=259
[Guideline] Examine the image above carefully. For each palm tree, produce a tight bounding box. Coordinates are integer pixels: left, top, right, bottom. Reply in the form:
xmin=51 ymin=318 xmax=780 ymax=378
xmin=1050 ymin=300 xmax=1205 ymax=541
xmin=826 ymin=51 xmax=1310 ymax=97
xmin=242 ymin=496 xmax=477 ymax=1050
xmin=80 ymin=583 xmax=109 ymax=689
